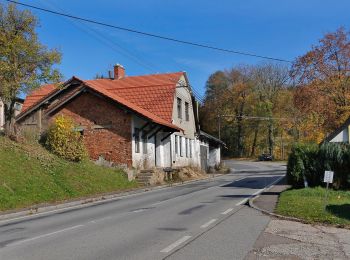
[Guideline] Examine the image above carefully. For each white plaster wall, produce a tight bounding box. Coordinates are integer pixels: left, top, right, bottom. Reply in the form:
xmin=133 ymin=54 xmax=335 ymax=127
xmin=330 ymin=127 xmax=349 ymax=143
xmin=171 ymin=75 xmax=196 ymax=139
xmin=209 ymin=147 xmax=221 ymax=168
xmin=131 ymin=115 xmax=156 ymax=169
xmin=171 ymin=134 xmax=198 ymax=167
xmin=169 ymin=75 xmax=199 ymax=167
xmin=194 ymin=139 xmax=210 ymax=170
xmin=0 ymin=99 xmax=22 ymax=130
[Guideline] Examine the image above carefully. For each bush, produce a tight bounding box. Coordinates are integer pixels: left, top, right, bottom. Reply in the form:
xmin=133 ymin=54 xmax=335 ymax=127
xmin=287 ymin=143 xmax=318 ymax=188
xmin=287 ymin=142 xmax=350 ymax=189
xmin=46 ymin=115 xmax=87 ymax=161
xmin=318 ymin=143 xmax=349 ymax=189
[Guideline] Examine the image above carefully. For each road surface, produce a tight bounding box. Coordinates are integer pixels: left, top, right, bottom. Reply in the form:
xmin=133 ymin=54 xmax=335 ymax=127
xmin=0 ymin=160 xmax=286 ymax=260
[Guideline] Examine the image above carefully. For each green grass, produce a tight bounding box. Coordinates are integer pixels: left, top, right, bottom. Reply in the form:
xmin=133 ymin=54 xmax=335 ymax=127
xmin=276 ymin=187 xmax=350 ymax=227
xmin=0 ymin=136 xmax=137 ymax=211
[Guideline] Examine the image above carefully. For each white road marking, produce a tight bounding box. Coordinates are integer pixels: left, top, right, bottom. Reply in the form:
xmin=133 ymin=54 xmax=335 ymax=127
xmin=160 ymin=235 xmax=192 ymax=253
xmin=131 ymin=209 xmax=146 ymax=213
xmin=221 ymin=208 xmax=233 ymax=215
xmin=10 ymin=225 xmax=84 ymax=247
xmin=150 ymin=201 xmax=163 ymax=206
xmin=200 ymin=218 xmax=217 ymax=229
xmin=235 ymin=175 xmax=285 ymax=206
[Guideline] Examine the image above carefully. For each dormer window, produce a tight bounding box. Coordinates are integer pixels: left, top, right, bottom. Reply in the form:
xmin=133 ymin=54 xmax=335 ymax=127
xmin=177 ymin=97 xmax=182 ymax=119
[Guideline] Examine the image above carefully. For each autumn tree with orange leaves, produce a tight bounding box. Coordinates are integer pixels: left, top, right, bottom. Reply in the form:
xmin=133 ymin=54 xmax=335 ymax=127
xmin=291 ymin=27 xmax=350 ymax=142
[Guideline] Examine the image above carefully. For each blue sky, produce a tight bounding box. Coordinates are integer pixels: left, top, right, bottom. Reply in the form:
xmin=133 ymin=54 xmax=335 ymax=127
xmin=10 ymin=0 xmax=350 ymax=99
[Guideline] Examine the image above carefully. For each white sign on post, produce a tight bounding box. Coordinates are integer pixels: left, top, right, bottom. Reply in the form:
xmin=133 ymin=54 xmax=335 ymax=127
xmin=323 ymin=171 xmax=334 ymax=183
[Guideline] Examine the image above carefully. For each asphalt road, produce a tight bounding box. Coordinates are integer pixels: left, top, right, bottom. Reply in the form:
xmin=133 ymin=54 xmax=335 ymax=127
xmin=0 ymin=160 xmax=286 ymax=260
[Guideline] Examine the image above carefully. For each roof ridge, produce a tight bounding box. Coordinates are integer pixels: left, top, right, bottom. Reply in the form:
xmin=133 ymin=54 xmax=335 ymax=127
xmin=85 ymin=71 xmax=183 ymax=81
xmin=120 ymin=71 xmax=183 ymax=79
xmin=104 ymin=84 xmax=176 ymax=90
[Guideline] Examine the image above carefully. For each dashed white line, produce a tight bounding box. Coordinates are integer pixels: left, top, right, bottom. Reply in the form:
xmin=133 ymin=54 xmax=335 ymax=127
xmin=160 ymin=235 xmax=192 ymax=253
xmin=221 ymin=208 xmax=233 ymax=215
xmin=200 ymin=218 xmax=217 ymax=229
xmin=10 ymin=225 xmax=84 ymax=247
xmin=150 ymin=201 xmax=163 ymax=206
xmin=131 ymin=209 xmax=147 ymax=213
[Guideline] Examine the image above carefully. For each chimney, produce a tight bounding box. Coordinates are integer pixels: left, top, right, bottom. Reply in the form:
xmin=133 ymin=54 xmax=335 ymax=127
xmin=114 ymin=64 xmax=125 ymax=79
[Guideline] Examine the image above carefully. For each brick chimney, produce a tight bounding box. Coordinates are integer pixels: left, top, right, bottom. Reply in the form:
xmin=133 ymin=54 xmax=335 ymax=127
xmin=114 ymin=64 xmax=125 ymax=79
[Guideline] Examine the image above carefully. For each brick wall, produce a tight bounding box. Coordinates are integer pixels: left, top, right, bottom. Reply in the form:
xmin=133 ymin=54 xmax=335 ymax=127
xmin=52 ymin=91 xmax=132 ymax=167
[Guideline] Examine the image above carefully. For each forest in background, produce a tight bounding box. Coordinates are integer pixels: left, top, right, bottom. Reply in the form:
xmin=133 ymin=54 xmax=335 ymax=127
xmin=199 ymin=27 xmax=350 ymax=159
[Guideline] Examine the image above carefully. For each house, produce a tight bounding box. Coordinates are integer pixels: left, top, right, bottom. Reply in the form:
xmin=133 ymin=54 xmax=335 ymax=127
xmin=324 ymin=116 xmax=350 ymax=143
xmin=16 ymin=65 xmax=223 ymax=171
xmin=0 ymin=97 xmax=24 ymax=131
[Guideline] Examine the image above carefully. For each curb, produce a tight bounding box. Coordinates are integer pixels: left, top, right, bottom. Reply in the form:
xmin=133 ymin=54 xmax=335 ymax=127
xmin=0 ymin=173 xmax=224 ymax=223
xmin=248 ymin=178 xmax=308 ymax=223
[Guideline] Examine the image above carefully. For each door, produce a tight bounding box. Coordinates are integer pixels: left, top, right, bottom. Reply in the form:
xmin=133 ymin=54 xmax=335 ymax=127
xmin=200 ymin=145 xmax=208 ymax=172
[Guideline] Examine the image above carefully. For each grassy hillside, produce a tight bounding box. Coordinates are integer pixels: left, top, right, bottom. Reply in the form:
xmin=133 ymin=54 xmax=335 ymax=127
xmin=0 ymin=136 xmax=137 ymax=212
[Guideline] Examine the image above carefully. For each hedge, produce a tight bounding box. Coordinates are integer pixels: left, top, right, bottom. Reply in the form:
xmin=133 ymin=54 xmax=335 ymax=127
xmin=287 ymin=142 xmax=350 ymax=189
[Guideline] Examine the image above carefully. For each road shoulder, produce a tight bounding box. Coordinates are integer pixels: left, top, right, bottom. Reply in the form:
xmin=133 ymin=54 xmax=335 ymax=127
xmin=246 ymin=177 xmax=350 ymax=259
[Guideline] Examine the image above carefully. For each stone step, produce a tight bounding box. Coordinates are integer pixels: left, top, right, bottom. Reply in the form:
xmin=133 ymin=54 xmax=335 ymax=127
xmin=140 ymin=169 xmax=155 ymax=173
xmin=137 ymin=174 xmax=153 ymax=177
xmin=136 ymin=178 xmax=152 ymax=182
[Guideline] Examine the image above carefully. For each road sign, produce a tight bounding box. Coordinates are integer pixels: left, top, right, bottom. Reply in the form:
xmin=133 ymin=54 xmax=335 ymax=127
xmin=324 ymin=171 xmax=334 ymax=183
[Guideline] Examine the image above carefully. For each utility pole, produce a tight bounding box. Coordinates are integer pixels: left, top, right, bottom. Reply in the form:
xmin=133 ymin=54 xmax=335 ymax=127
xmin=218 ymin=115 xmax=221 ymax=140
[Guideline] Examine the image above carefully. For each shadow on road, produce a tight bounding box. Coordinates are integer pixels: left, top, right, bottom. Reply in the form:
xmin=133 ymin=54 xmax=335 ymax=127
xmin=221 ymin=176 xmax=279 ymax=189
xmin=231 ymin=169 xmax=285 ymax=174
xmin=217 ymin=194 xmax=251 ymax=200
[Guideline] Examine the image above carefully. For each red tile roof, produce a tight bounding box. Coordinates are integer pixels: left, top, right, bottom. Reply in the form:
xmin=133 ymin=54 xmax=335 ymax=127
xmin=20 ymin=72 xmax=184 ymax=131
xmin=21 ymin=84 xmax=59 ymax=112
xmin=85 ymin=72 xmax=183 ymax=122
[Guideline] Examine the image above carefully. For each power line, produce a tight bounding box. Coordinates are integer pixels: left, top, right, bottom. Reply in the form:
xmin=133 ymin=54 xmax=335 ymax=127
xmin=29 ymin=1 xmax=204 ymax=105
xmin=37 ymin=1 xmax=206 ymax=104
xmin=219 ymin=115 xmax=291 ymax=121
xmin=5 ymin=0 xmax=292 ymax=63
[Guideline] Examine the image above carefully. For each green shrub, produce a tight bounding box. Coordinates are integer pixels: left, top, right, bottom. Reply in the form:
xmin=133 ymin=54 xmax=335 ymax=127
xmin=46 ymin=115 xmax=87 ymax=161
xmin=287 ymin=143 xmax=318 ymax=188
xmin=317 ymin=143 xmax=350 ymax=189
xmin=287 ymin=142 xmax=350 ymax=189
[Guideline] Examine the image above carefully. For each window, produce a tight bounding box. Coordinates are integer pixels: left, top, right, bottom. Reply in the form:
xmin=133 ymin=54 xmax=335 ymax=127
xmin=177 ymin=97 xmax=182 ymax=119
xmin=180 ymin=136 xmax=183 ymax=157
xmin=189 ymin=140 xmax=192 ymax=158
xmin=185 ymin=102 xmax=189 ymax=121
xmin=185 ymin=138 xmax=189 ymax=158
xmin=175 ymin=135 xmax=178 ymax=155
xmin=134 ymin=128 xmax=140 ymax=153
xmin=142 ymin=132 xmax=147 ymax=154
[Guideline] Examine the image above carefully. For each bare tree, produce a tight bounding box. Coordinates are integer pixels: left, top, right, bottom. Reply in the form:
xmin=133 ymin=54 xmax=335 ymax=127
xmin=252 ymin=63 xmax=290 ymax=155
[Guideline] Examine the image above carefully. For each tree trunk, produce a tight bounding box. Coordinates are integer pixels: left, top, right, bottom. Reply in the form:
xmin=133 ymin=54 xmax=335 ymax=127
xmin=4 ymin=100 xmax=16 ymax=136
xmin=236 ymin=103 xmax=245 ymax=158
xmin=268 ymin=120 xmax=274 ymax=157
xmin=237 ymin=117 xmax=244 ymax=157
xmin=250 ymin=123 xmax=259 ymax=157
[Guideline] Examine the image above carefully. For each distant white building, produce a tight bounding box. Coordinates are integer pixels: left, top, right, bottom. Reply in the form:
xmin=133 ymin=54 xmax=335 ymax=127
xmin=0 ymin=98 xmax=23 ymax=130
xmin=324 ymin=116 xmax=350 ymax=143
